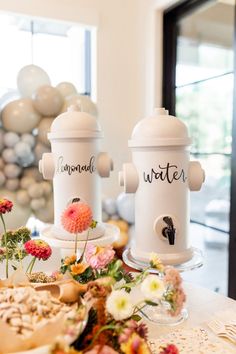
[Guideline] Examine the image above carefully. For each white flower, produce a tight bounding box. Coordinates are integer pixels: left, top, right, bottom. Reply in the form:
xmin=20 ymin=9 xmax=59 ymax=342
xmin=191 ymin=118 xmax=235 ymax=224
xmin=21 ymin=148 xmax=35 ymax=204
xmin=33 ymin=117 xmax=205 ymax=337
xmin=106 ymin=290 xmax=133 ymax=320
xmin=141 ymin=275 xmax=165 ymax=300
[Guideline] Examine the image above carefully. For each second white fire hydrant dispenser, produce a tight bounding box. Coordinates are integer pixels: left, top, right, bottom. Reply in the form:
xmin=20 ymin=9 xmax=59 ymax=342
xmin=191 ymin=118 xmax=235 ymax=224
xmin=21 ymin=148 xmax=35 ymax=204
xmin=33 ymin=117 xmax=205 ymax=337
xmin=39 ymin=105 xmax=119 ymax=249
xmin=119 ymin=108 xmax=205 ymax=265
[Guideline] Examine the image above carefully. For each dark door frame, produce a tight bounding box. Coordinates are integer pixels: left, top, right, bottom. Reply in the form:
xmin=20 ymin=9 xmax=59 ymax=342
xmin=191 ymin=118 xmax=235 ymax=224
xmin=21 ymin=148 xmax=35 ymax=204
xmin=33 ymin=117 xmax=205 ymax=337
xmin=163 ymin=0 xmax=236 ymax=298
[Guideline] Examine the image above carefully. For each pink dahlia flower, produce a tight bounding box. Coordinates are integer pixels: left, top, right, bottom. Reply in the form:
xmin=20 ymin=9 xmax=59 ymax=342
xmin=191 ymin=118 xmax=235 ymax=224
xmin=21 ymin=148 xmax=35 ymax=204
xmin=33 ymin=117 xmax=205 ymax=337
xmin=85 ymin=244 xmax=115 ymax=269
xmin=0 ymin=198 xmax=13 ymax=214
xmin=24 ymin=239 xmax=52 ymax=260
xmin=61 ymin=202 xmax=93 ymax=234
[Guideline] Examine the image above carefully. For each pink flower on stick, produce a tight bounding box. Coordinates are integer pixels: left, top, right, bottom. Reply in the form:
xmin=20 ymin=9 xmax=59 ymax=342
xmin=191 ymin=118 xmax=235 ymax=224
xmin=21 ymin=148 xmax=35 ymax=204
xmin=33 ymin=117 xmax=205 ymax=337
xmin=61 ymin=202 xmax=92 ymax=234
xmin=24 ymin=239 xmax=52 ymax=274
xmin=61 ymin=201 xmax=93 ymax=257
xmin=85 ymin=244 xmax=115 ymax=269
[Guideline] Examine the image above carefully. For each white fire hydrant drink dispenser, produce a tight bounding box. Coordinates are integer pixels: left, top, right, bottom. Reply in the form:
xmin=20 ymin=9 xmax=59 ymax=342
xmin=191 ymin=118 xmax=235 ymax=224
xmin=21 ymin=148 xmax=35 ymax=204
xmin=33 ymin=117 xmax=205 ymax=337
xmin=39 ymin=106 xmax=114 ymax=242
xmin=119 ymin=108 xmax=205 ymax=265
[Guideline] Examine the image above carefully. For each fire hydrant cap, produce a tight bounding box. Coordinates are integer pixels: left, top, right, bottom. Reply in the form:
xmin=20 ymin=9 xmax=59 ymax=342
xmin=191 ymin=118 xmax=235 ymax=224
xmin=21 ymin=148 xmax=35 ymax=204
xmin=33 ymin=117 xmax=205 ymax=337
xmin=129 ymin=108 xmax=191 ymax=147
xmin=48 ymin=108 xmax=103 ymax=140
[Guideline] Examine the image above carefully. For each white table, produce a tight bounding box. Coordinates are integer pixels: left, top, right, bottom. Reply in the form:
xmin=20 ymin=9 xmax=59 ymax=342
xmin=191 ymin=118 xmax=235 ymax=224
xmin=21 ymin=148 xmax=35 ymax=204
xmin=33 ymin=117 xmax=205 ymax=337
xmin=147 ymin=282 xmax=236 ymax=337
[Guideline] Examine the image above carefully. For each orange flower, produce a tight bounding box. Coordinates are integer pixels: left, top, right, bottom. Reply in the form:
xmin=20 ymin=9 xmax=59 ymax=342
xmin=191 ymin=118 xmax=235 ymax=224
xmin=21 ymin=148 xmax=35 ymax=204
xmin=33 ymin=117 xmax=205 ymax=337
xmin=120 ymin=333 xmax=151 ymax=354
xmin=70 ymin=263 xmax=88 ymax=275
xmin=64 ymin=254 xmax=77 ymax=266
xmin=61 ymin=202 xmax=93 ymax=234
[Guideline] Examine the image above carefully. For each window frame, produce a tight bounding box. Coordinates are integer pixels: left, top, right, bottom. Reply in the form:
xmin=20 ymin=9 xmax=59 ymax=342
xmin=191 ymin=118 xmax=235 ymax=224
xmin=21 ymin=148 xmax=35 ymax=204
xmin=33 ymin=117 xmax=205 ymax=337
xmin=162 ymin=0 xmax=236 ymax=298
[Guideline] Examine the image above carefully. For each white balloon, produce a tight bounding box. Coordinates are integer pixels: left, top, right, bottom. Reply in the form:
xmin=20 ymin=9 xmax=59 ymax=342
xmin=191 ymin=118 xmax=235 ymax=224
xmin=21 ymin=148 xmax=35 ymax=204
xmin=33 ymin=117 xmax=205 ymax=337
xmin=4 ymin=164 xmax=22 ymax=178
xmin=14 ymin=141 xmax=31 ymax=158
xmin=3 ymin=132 xmax=20 ymax=148
xmin=18 ymin=152 xmax=35 ymax=167
xmin=21 ymin=134 xmax=35 ymax=148
xmin=56 ymin=82 xmax=77 ymax=98
xmin=117 ymin=193 xmax=135 ymax=224
xmin=2 ymin=148 xmax=18 ymax=163
xmin=17 ymin=65 xmax=51 ymax=98
xmin=103 ymin=198 xmax=117 ymax=215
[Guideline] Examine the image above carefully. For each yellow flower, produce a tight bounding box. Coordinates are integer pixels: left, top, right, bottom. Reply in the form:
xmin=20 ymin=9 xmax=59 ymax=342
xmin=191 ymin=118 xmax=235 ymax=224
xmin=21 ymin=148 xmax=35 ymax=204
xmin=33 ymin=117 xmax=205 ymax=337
xmin=70 ymin=263 xmax=88 ymax=275
xmin=64 ymin=254 xmax=76 ymax=266
xmin=120 ymin=333 xmax=151 ymax=354
xmin=150 ymin=253 xmax=164 ymax=272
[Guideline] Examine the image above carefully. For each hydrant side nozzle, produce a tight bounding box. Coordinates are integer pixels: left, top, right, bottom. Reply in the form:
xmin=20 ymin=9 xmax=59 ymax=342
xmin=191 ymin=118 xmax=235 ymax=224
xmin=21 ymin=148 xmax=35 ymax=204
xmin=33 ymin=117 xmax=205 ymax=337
xmin=119 ymin=163 xmax=139 ymax=193
xmin=97 ymin=152 xmax=113 ymax=178
xmin=39 ymin=152 xmax=55 ymax=180
xmin=188 ymin=161 xmax=205 ymax=191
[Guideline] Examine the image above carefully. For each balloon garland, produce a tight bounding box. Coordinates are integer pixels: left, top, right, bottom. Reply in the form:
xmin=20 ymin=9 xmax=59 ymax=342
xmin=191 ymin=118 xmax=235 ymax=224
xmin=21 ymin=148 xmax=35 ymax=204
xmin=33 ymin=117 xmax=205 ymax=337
xmin=0 ymin=64 xmax=97 ymax=227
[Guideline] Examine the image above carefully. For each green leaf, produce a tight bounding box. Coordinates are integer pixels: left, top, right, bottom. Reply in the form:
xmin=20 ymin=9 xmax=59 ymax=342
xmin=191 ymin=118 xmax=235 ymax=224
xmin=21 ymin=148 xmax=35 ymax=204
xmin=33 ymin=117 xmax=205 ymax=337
xmin=131 ymin=314 xmax=142 ymax=321
xmin=145 ymin=300 xmax=159 ymax=306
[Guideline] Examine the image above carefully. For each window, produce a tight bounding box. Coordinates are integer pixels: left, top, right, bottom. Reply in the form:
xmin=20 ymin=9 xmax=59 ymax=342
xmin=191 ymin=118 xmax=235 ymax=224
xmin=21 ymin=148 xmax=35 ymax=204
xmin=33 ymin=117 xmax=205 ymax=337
xmin=0 ymin=13 xmax=95 ymax=98
xmin=163 ymin=0 xmax=235 ymax=296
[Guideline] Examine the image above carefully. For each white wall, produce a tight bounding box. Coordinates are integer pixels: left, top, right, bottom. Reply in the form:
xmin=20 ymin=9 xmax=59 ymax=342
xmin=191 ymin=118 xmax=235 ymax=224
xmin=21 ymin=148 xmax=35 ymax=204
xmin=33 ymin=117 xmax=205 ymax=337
xmin=0 ymin=0 xmax=167 ymax=197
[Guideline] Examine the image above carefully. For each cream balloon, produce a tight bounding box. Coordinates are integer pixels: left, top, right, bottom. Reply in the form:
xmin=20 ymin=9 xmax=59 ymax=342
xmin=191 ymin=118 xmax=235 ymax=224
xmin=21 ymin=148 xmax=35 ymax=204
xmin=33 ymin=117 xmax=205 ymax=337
xmin=34 ymin=142 xmax=50 ymax=164
xmin=61 ymin=94 xmax=98 ymax=117
xmin=16 ymin=189 xmax=30 ymax=206
xmin=0 ymin=189 xmax=31 ymax=232
xmin=33 ymin=85 xmax=63 ymax=116
xmin=23 ymin=167 xmax=43 ymax=182
xmin=17 ymin=65 xmax=51 ymax=98
xmin=5 ymin=178 xmax=20 ymax=191
xmin=20 ymin=176 xmax=35 ymax=190
xmin=2 ymin=98 xmax=41 ymax=134
xmin=30 ymin=197 xmax=46 ymax=211
xmin=34 ymin=197 xmax=54 ymax=223
xmin=4 ymin=164 xmax=22 ymax=178
xmin=56 ymin=82 xmax=77 ymax=98
xmin=37 ymin=117 xmax=54 ymax=146
xmin=28 ymin=183 xmax=44 ymax=199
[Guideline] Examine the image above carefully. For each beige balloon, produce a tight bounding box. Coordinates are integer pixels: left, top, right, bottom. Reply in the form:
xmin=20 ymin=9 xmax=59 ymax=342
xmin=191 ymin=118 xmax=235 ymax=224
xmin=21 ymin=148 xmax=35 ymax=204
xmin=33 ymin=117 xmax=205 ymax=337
xmin=2 ymin=98 xmax=41 ymax=134
xmin=16 ymin=189 xmax=31 ymax=206
xmin=35 ymin=197 xmax=54 ymax=223
xmin=37 ymin=117 xmax=54 ymax=146
xmin=33 ymin=85 xmax=64 ymax=116
xmin=0 ymin=189 xmax=31 ymax=232
xmin=56 ymin=82 xmax=77 ymax=98
xmin=23 ymin=167 xmax=43 ymax=182
xmin=34 ymin=142 xmax=50 ymax=164
xmin=61 ymin=94 xmax=98 ymax=117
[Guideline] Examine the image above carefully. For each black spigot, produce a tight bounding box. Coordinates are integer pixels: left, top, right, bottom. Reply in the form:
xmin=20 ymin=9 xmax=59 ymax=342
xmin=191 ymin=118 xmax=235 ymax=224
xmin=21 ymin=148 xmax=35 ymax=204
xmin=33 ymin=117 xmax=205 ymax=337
xmin=162 ymin=216 xmax=176 ymax=245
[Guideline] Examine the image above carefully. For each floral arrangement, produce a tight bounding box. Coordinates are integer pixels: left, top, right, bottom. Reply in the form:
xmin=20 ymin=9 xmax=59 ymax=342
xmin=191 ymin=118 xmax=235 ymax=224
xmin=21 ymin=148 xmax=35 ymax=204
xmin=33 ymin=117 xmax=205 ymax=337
xmin=0 ymin=198 xmax=52 ymax=278
xmin=49 ymin=201 xmax=184 ymax=353
xmin=0 ymin=198 xmax=183 ymax=353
